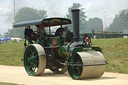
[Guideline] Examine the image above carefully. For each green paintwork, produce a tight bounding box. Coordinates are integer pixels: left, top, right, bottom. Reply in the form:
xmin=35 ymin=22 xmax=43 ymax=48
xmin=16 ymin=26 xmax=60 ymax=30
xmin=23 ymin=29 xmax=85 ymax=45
xmin=62 ymin=32 xmax=66 ymax=38
xmin=36 ymin=38 xmax=43 ymax=47
xmin=67 ymin=48 xmax=83 ymax=79
xmin=92 ymin=47 xmax=102 ymax=52
xmin=58 ymin=44 xmax=68 ymax=58
xmin=50 ymin=37 xmax=60 ymax=47
xmin=24 ymin=45 xmax=39 ymax=76
xmin=28 ymin=56 xmax=36 ymax=62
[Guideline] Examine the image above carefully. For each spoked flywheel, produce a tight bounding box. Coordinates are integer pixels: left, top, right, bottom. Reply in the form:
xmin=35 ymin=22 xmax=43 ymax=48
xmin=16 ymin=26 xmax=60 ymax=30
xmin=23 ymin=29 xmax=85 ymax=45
xmin=24 ymin=44 xmax=46 ymax=76
xmin=67 ymin=51 xmax=106 ymax=79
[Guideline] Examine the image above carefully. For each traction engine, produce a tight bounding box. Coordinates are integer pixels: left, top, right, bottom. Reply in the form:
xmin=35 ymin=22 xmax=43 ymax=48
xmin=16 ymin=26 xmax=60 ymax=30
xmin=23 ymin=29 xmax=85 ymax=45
xmin=14 ymin=9 xmax=107 ymax=79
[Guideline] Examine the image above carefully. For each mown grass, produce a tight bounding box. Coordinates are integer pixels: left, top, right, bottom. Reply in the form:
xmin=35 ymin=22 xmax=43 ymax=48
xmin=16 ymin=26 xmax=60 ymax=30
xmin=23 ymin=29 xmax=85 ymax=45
xmin=92 ymin=38 xmax=128 ymax=73
xmin=0 ymin=40 xmax=24 ymax=66
xmin=0 ymin=38 xmax=128 ymax=74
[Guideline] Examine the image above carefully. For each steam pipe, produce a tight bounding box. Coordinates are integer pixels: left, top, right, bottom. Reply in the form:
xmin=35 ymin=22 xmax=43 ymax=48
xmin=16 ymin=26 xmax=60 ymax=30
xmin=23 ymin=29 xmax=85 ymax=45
xmin=71 ymin=9 xmax=80 ymax=42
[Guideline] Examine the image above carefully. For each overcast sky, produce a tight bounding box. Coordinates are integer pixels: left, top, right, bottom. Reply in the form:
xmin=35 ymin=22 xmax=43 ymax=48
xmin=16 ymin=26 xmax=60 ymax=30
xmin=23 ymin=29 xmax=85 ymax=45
xmin=0 ymin=0 xmax=128 ymax=35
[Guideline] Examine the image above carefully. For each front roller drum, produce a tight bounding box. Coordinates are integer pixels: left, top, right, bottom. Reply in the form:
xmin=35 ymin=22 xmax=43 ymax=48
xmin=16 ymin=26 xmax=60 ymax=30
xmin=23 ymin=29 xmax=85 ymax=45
xmin=67 ymin=51 xmax=106 ymax=79
xmin=24 ymin=44 xmax=46 ymax=76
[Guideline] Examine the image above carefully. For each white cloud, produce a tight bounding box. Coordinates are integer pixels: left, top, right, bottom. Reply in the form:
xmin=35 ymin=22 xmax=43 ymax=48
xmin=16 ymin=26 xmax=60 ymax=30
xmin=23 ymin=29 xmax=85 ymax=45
xmin=0 ymin=0 xmax=128 ymax=35
xmin=82 ymin=0 xmax=128 ymax=27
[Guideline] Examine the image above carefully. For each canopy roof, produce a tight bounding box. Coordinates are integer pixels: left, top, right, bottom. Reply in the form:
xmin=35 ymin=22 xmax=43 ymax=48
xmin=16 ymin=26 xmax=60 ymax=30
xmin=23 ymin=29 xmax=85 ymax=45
xmin=13 ymin=17 xmax=71 ymax=28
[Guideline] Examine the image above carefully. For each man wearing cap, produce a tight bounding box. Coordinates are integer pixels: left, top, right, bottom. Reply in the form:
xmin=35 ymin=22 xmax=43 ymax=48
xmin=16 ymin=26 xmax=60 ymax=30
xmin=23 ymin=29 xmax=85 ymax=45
xmin=24 ymin=26 xmax=34 ymax=44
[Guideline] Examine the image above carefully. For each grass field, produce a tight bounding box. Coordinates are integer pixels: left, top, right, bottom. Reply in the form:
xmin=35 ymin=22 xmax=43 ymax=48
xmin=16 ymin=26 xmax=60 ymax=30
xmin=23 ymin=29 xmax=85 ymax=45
xmin=92 ymin=38 xmax=128 ymax=73
xmin=0 ymin=40 xmax=24 ymax=66
xmin=0 ymin=38 xmax=128 ymax=74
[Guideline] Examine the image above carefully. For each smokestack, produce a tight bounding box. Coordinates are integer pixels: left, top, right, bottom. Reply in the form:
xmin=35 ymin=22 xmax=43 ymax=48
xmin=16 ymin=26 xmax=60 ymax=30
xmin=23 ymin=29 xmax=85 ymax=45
xmin=71 ymin=9 xmax=80 ymax=42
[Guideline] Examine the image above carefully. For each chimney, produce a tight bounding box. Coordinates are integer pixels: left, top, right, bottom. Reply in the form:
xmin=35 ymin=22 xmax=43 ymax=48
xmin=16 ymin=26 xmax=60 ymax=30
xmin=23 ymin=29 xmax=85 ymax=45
xmin=71 ymin=9 xmax=80 ymax=42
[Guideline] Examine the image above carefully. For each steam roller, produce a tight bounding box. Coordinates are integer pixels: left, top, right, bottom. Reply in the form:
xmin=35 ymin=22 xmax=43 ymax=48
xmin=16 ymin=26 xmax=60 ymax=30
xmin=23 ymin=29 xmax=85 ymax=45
xmin=13 ymin=9 xmax=107 ymax=80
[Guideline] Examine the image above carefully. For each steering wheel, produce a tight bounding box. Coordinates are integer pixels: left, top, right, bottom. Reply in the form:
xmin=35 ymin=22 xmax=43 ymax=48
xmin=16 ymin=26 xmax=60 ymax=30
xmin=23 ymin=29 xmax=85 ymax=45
xmin=30 ymin=31 xmax=38 ymax=40
xmin=55 ymin=28 xmax=64 ymax=36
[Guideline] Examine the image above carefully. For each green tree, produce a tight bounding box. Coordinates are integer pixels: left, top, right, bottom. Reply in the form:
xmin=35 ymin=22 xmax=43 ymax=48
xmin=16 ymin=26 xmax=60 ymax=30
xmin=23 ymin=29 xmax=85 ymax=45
xmin=8 ymin=28 xmax=24 ymax=38
xmin=87 ymin=17 xmax=103 ymax=33
xmin=14 ymin=7 xmax=47 ymax=23
xmin=107 ymin=9 xmax=128 ymax=33
xmin=9 ymin=7 xmax=48 ymax=38
xmin=65 ymin=3 xmax=87 ymax=33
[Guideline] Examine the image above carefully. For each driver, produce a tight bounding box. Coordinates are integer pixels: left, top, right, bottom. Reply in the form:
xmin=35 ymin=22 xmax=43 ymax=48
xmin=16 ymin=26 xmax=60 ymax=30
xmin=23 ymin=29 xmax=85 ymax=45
xmin=24 ymin=26 xmax=34 ymax=44
xmin=36 ymin=25 xmax=46 ymax=36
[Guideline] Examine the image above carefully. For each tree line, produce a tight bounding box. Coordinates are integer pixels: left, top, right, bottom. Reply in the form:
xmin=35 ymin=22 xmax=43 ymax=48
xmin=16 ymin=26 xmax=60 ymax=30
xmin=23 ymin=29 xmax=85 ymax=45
xmin=8 ymin=3 xmax=128 ymax=38
xmin=107 ymin=9 xmax=128 ymax=33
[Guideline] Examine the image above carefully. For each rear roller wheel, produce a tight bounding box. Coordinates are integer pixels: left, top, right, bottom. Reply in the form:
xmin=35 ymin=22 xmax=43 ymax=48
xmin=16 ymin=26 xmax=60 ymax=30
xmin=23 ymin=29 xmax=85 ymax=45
xmin=67 ymin=51 xmax=106 ymax=79
xmin=24 ymin=44 xmax=46 ymax=76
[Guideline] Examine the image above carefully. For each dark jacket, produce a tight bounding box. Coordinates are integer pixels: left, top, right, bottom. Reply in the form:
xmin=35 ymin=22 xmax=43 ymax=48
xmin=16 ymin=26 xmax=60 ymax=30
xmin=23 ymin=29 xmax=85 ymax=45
xmin=24 ymin=28 xmax=33 ymax=39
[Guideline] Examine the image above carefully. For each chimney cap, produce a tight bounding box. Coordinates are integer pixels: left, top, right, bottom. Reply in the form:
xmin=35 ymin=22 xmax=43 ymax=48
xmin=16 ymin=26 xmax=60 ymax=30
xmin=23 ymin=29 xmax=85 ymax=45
xmin=71 ymin=9 xmax=80 ymax=12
